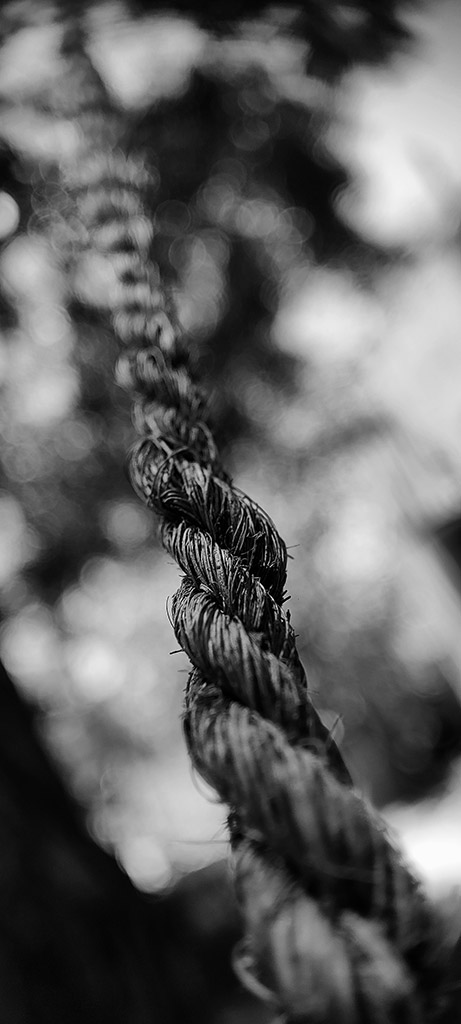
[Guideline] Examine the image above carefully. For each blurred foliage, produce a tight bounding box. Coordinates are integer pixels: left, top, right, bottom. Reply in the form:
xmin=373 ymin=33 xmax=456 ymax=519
xmin=0 ymin=0 xmax=460 ymax=986
xmin=3 ymin=1 xmax=461 ymax=1021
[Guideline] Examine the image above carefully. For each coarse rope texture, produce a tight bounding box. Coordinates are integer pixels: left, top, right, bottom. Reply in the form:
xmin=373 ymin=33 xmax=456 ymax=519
xmin=55 ymin=26 xmax=454 ymax=1024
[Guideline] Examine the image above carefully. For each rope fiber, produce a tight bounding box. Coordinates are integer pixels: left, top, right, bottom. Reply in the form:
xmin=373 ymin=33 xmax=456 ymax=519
xmin=57 ymin=25 xmax=453 ymax=1024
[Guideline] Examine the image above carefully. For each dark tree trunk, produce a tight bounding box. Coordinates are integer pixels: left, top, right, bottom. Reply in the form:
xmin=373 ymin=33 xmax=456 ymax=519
xmin=0 ymin=660 xmax=263 ymax=1024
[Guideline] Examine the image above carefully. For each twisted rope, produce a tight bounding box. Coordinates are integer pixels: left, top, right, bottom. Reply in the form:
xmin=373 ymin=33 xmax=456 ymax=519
xmin=58 ymin=28 xmax=450 ymax=1024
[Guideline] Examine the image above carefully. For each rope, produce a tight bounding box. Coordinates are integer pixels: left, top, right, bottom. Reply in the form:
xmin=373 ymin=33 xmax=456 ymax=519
xmin=57 ymin=25 xmax=451 ymax=1024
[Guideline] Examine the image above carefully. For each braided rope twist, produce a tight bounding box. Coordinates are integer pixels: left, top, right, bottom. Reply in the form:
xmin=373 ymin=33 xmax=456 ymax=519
xmin=57 ymin=30 xmax=450 ymax=1023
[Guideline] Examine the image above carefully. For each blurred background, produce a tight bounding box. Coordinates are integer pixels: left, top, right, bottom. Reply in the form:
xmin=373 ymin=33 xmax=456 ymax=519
xmin=1 ymin=0 xmax=461 ymax=1021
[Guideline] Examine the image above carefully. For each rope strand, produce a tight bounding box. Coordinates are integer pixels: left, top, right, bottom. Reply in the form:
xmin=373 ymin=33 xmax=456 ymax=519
xmin=57 ymin=26 xmax=450 ymax=1023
